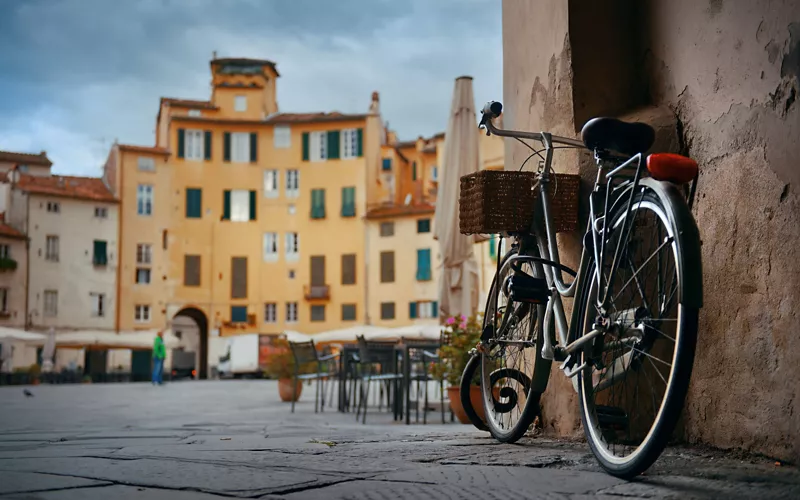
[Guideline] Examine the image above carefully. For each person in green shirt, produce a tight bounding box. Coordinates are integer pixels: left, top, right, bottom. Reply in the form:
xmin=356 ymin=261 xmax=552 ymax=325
xmin=152 ymin=331 xmax=166 ymax=385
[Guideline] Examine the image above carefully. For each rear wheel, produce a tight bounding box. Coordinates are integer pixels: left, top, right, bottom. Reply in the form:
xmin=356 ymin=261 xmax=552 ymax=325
xmin=576 ymin=188 xmax=700 ymax=478
xmin=479 ymin=245 xmax=551 ymax=443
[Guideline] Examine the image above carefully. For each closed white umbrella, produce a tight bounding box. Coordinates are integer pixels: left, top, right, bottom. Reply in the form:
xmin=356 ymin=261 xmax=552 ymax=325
xmin=41 ymin=327 xmax=56 ymax=373
xmin=434 ymin=76 xmax=481 ymax=321
xmin=0 ymin=340 xmax=13 ymax=372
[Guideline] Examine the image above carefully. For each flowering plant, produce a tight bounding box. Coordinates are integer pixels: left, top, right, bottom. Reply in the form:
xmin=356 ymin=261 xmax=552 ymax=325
xmin=263 ymin=337 xmax=315 ymax=379
xmin=432 ymin=314 xmax=483 ymax=386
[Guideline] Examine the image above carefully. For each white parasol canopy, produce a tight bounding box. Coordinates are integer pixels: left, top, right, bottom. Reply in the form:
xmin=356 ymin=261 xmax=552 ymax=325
xmin=51 ymin=330 xmax=181 ymax=349
xmin=433 ymin=76 xmax=482 ymax=320
xmin=0 ymin=327 xmax=46 ymax=342
xmin=368 ymin=324 xmax=444 ymax=342
xmin=281 ymin=330 xmax=313 ymax=343
xmin=310 ymin=325 xmax=388 ymax=344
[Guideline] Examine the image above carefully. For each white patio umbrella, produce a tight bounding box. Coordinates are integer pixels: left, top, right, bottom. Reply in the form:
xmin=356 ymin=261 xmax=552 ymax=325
xmin=433 ymin=76 xmax=481 ymax=320
xmin=281 ymin=330 xmax=313 ymax=343
xmin=0 ymin=327 xmax=46 ymax=342
xmin=311 ymin=325 xmax=388 ymax=344
xmin=0 ymin=340 xmax=13 ymax=372
xmin=41 ymin=327 xmax=56 ymax=373
xmin=369 ymin=324 xmax=444 ymax=342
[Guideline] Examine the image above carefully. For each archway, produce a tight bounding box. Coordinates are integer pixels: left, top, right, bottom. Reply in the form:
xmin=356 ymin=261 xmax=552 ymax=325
xmin=172 ymin=307 xmax=209 ymax=380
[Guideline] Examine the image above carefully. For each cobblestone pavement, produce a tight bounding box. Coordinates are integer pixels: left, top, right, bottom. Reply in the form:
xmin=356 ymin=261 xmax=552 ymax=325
xmin=0 ymin=381 xmax=798 ymax=499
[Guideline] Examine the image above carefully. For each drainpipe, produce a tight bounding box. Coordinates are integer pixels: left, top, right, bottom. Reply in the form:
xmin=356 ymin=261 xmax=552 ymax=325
xmin=24 ymin=193 xmax=31 ymax=331
xmin=114 ymin=148 xmax=122 ymax=334
xmin=364 ymin=215 xmax=370 ymax=325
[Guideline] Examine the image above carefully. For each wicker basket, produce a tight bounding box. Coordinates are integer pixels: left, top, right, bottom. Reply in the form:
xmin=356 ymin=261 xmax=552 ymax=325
xmin=459 ymin=170 xmax=580 ymax=235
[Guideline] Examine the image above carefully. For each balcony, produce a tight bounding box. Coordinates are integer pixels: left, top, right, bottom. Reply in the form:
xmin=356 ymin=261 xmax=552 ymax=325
xmin=304 ymin=284 xmax=330 ymax=301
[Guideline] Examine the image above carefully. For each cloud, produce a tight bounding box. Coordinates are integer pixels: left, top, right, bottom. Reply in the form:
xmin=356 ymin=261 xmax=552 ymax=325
xmin=0 ymin=0 xmax=501 ymax=176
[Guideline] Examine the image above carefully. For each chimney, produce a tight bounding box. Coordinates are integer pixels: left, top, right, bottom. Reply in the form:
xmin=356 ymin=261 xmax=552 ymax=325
xmin=212 ymin=50 xmax=217 ymax=60
xmin=369 ymin=91 xmax=380 ymax=114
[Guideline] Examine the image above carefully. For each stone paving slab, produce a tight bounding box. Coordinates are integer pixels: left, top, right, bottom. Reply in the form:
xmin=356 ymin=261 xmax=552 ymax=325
xmin=1 ymin=381 xmax=798 ymax=499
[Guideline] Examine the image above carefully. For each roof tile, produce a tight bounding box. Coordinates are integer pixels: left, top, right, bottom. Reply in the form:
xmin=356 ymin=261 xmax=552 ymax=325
xmin=0 ymin=150 xmax=52 ymax=167
xmin=14 ymin=174 xmax=116 ymax=203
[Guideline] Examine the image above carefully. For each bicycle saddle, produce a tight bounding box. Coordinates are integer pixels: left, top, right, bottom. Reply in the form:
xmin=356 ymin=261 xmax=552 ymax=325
xmin=580 ymin=117 xmax=656 ymax=156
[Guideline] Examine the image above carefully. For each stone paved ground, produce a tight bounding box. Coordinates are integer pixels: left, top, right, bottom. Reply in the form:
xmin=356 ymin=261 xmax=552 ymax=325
xmin=0 ymin=381 xmax=798 ymax=499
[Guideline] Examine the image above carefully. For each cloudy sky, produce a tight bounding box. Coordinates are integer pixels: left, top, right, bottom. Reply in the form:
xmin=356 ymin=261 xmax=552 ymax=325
xmin=0 ymin=0 xmax=502 ymax=177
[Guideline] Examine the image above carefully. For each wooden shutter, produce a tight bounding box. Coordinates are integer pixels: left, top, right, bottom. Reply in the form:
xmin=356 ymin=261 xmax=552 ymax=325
xmin=412 ymin=161 xmax=417 ymax=181
xmin=409 ymin=302 xmax=418 ymax=319
xmin=432 ymin=301 xmax=439 ymax=319
xmin=302 ymin=132 xmax=309 ymax=161
xmin=341 ymin=187 xmax=355 ymax=217
xmin=249 ymin=190 xmax=256 ymax=220
xmin=231 ymin=257 xmax=247 ymax=298
xmin=204 ymin=131 xmax=212 ymax=160
xmin=342 ymin=304 xmax=356 ymax=321
xmin=380 ymin=251 xmax=394 ymax=283
xmin=380 ymin=222 xmax=394 ymax=237
xmin=382 ymin=158 xmax=391 ymax=171
xmin=223 ymin=132 xmax=231 ymax=162
xmin=186 ymin=188 xmax=202 ymax=218
xmin=177 ymin=129 xmax=185 ymax=159
xmin=249 ymin=132 xmax=258 ymax=163
xmin=311 ymin=305 xmax=325 ymax=322
xmin=356 ymin=128 xmax=363 ymax=157
xmin=184 ymin=255 xmax=201 ymax=286
xmin=310 ymin=256 xmax=325 ymax=286
xmin=341 ymin=254 xmax=356 ymax=285
xmin=416 ymin=249 xmax=431 ymax=281
xmin=327 ymin=130 xmax=340 ymax=159
xmin=381 ymin=302 xmax=395 ymax=320
xmin=93 ymin=240 xmax=108 ymax=266
xmin=223 ymin=190 xmax=231 ymax=220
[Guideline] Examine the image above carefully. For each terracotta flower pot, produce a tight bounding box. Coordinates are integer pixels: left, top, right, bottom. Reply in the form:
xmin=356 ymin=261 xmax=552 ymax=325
xmin=278 ymin=378 xmax=303 ymax=402
xmin=447 ymin=386 xmax=473 ymax=424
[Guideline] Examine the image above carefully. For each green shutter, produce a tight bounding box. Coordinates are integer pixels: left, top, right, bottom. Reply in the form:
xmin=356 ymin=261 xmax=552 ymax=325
xmin=311 ymin=189 xmax=325 ymax=219
xmin=382 ymin=158 xmax=392 ymax=171
xmin=341 ymin=186 xmax=355 ymax=217
xmin=409 ymin=302 xmax=418 ymax=319
xmin=416 ymin=249 xmax=431 ymax=281
xmin=223 ymin=190 xmax=231 ymax=220
xmin=249 ymin=190 xmax=256 ymax=220
xmin=223 ymin=132 xmax=231 ymax=162
xmin=327 ymin=130 xmax=340 ymax=159
xmin=432 ymin=301 xmax=439 ymax=319
xmin=412 ymin=161 xmax=417 ymax=181
xmin=489 ymin=235 xmax=497 ymax=260
xmin=302 ymin=132 xmax=309 ymax=161
xmin=177 ymin=129 xmax=185 ymax=159
xmin=250 ymin=132 xmax=257 ymax=163
xmin=93 ymin=240 xmax=108 ymax=266
xmin=204 ymin=131 xmax=212 ymax=160
xmin=186 ymin=188 xmax=202 ymax=218
xmin=356 ymin=128 xmax=363 ymax=157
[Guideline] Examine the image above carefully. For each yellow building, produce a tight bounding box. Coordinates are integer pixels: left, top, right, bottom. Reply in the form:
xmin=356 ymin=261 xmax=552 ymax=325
xmin=105 ymin=57 xmax=382 ymax=376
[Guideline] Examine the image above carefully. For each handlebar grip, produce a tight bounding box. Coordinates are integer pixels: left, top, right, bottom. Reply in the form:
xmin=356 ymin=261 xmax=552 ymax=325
xmin=482 ymin=101 xmax=503 ymax=118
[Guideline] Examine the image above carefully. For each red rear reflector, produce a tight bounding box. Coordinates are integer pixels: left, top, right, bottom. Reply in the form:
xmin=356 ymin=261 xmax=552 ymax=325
xmin=646 ymin=153 xmax=698 ymax=184
xmin=191 ymin=370 xmax=197 ymax=376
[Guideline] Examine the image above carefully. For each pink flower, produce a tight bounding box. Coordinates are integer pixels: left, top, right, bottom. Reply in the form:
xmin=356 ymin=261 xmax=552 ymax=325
xmin=460 ymin=314 xmax=466 ymax=321
xmin=459 ymin=321 xmax=467 ymax=329
xmin=446 ymin=317 xmax=456 ymax=325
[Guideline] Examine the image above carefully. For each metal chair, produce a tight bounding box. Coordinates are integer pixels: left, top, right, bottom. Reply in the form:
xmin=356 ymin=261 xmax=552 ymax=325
xmin=288 ymin=340 xmax=339 ymax=413
xmin=404 ymin=339 xmax=445 ymax=424
xmin=354 ymin=335 xmax=403 ymax=424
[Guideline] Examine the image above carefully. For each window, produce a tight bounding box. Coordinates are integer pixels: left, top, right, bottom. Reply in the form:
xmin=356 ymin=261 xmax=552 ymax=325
xmin=162 ymin=230 xmax=168 ymax=250
xmin=46 ymin=201 xmax=60 ymax=213
xmin=310 ymin=189 xmax=325 ymax=219
xmin=44 ymin=290 xmax=58 ymax=317
xmin=137 ymin=157 xmax=155 ymax=171
xmin=184 ymin=255 xmax=201 ymax=286
xmin=231 ymin=257 xmax=247 ymax=299
xmin=188 ymin=109 xmax=202 ymax=118
xmin=341 ymin=186 xmax=355 ymax=217
xmin=416 ymin=249 xmax=432 ymax=281
xmin=137 ymin=184 xmax=153 ymax=215
xmin=309 ymin=131 xmax=327 ymax=162
xmin=18 ymin=165 xmax=29 ymax=173
xmin=310 ymin=305 xmax=325 ymax=322
xmin=264 ymin=303 xmax=277 ymax=323
xmin=0 ymin=244 xmax=9 ymax=259
xmin=417 ymin=219 xmax=431 ymax=233
xmin=136 ymin=244 xmax=152 ymax=265
xmin=286 ymin=302 xmax=298 ymax=323
xmin=234 ymin=95 xmax=247 ymax=112
xmin=184 ymin=129 xmax=204 ymax=160
xmin=186 ymin=188 xmax=202 ymax=218
xmin=381 ymin=302 xmax=395 ymax=320
xmin=379 ymin=222 xmax=394 ymax=237
xmin=286 ymin=169 xmax=299 ymax=197
xmin=135 ymin=305 xmax=151 ymax=323
xmin=341 ymin=254 xmax=356 ymax=285
xmin=95 ymin=207 xmax=108 ymax=218
xmin=274 ymin=126 xmax=291 ymax=148
xmin=342 ymin=304 xmax=356 ymax=321
xmin=230 ymin=132 xmax=250 ymax=163
xmin=382 ymin=158 xmax=392 ymax=171
xmin=90 ymin=293 xmax=105 ymax=317
xmin=310 ymin=256 xmax=326 ymax=286
xmin=136 ymin=268 xmax=151 ymax=284
xmin=223 ymin=189 xmax=256 ymax=222
xmin=230 ymin=306 xmax=248 ymax=323
xmin=45 ymin=236 xmax=59 ymax=261
xmin=341 ymin=128 xmax=358 ymax=159
xmin=380 ymin=251 xmax=395 ymax=283
xmin=288 ymin=270 xmax=296 ymax=279
xmin=412 ymin=161 xmax=418 ymax=181
xmin=285 ymin=232 xmax=299 ymax=261
xmin=93 ymin=240 xmax=108 ymax=266
xmin=431 ymin=165 xmax=439 ymax=181
xmin=264 ymin=170 xmax=279 ymax=198
xmin=413 ymin=301 xmax=438 ymax=319
xmin=288 ymin=204 xmax=296 ymax=215
xmin=0 ymin=288 xmax=8 ymax=313
xmin=263 ymin=232 xmax=278 ymax=262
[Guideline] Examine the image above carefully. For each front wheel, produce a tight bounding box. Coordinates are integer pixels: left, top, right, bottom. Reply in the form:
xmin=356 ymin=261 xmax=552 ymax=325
xmin=576 ymin=185 xmax=701 ymax=478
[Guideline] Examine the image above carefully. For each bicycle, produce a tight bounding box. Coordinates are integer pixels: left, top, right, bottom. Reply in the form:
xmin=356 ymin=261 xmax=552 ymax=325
xmin=461 ymin=101 xmax=702 ymax=478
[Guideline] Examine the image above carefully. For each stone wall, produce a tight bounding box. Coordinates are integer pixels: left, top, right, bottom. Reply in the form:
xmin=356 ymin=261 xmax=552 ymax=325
xmin=502 ymin=0 xmax=800 ymax=461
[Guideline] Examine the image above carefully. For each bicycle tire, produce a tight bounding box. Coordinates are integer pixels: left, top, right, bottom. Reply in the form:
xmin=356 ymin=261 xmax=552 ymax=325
xmin=575 ymin=185 xmax=701 ymax=478
xmin=479 ymin=245 xmax=551 ymax=443
xmin=460 ymin=355 xmax=534 ymax=432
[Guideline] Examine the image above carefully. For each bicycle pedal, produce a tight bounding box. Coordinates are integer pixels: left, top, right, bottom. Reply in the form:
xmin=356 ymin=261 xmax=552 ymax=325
xmin=596 ymin=405 xmax=629 ymax=431
xmin=508 ymin=273 xmax=549 ymax=304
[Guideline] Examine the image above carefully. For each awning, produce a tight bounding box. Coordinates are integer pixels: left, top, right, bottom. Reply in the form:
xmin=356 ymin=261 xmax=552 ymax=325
xmin=0 ymin=327 xmax=47 ymax=342
xmin=49 ymin=330 xmax=181 ymax=350
xmin=369 ymin=324 xmax=444 ymax=342
xmin=310 ymin=325 xmax=389 ymax=344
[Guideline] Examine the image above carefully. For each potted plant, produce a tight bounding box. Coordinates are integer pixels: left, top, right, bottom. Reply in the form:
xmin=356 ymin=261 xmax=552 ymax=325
xmin=264 ymin=337 xmax=313 ymax=402
xmin=432 ymin=314 xmax=484 ymax=424
xmin=0 ymin=256 xmax=17 ymax=273
xmin=28 ymin=363 xmax=41 ymax=385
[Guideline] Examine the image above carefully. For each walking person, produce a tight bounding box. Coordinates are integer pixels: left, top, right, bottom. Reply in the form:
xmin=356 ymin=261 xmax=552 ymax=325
xmin=152 ymin=331 xmax=166 ymax=385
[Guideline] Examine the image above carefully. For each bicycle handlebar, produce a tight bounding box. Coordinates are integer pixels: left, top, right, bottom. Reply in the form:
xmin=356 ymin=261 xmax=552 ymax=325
xmin=479 ymin=100 xmax=586 ymax=149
